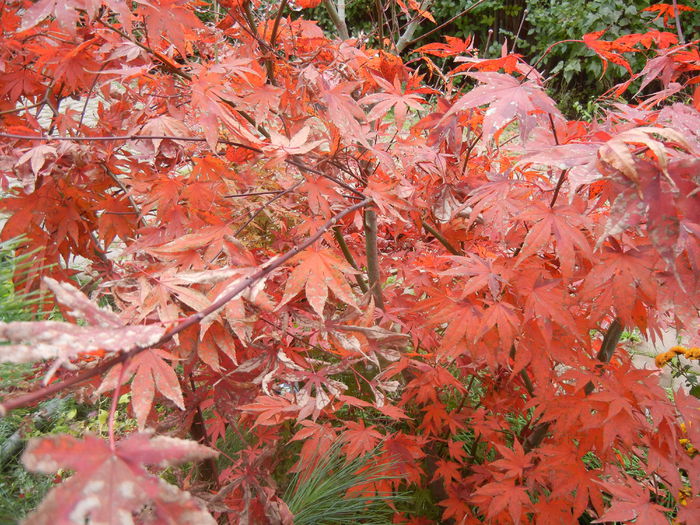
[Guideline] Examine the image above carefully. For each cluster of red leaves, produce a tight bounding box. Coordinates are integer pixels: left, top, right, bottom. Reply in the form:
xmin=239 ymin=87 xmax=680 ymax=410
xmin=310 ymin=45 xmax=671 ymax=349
xmin=0 ymin=1 xmax=699 ymax=523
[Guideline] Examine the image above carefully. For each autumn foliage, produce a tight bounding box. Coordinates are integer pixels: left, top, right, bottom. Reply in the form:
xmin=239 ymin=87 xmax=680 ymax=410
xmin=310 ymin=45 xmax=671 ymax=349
xmin=1 ymin=0 xmax=699 ymax=523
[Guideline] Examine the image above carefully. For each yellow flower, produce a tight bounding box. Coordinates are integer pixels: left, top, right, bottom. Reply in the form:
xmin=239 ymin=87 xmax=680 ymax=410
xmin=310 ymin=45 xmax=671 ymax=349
xmin=655 ymin=346 xmax=700 ymax=367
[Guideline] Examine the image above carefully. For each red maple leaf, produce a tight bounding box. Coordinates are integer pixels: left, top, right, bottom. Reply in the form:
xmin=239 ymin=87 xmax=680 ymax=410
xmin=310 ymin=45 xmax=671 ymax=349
xmin=342 ymin=420 xmax=383 ymax=460
xmin=642 ymin=4 xmax=696 ymax=27
xmin=279 ymin=246 xmax=358 ymax=319
xmin=594 ymin=479 xmax=669 ymax=525
xmin=442 ymin=72 xmax=560 ymax=141
xmin=22 ymin=433 xmax=217 ymax=524
xmin=582 ymin=30 xmax=634 ymax=76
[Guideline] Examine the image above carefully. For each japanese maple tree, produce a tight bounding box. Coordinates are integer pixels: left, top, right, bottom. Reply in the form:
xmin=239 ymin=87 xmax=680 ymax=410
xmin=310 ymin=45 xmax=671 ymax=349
xmin=0 ymin=0 xmax=699 ymax=523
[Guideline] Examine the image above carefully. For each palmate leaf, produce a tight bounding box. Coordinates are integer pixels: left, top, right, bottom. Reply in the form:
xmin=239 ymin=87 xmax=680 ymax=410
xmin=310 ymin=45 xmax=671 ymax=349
xmin=0 ymin=278 xmax=165 ymax=364
xmin=442 ymin=72 xmax=560 ymax=141
xmin=21 ymin=433 xmax=218 ymax=525
xmin=278 ymin=246 xmax=358 ymax=319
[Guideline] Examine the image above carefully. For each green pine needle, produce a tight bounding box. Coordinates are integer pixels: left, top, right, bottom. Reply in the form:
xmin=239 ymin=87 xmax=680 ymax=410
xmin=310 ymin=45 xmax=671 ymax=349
xmin=284 ymin=440 xmax=407 ymax=525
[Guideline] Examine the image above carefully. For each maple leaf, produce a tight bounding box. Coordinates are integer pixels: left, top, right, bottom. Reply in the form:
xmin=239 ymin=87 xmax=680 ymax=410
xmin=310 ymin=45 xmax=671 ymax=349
xmin=516 ymin=202 xmax=593 ymax=277
xmin=582 ymin=241 xmax=657 ymax=324
xmin=432 ymin=459 xmax=462 ymax=485
xmin=98 ymin=348 xmax=186 ymax=430
xmin=318 ymin=80 xmax=367 ymax=141
xmin=264 ymin=126 xmax=326 ymax=166
xmin=472 ymin=478 xmax=530 ymax=524
xmin=19 ymin=0 xmax=90 ymax=31
xmin=137 ymin=115 xmax=192 ymax=154
xmin=491 ymin=440 xmax=532 ymax=480
xmin=597 ymin=126 xmax=691 ymax=187
xmin=414 ymin=36 xmax=473 ymax=57
xmin=360 ymin=75 xmax=425 ymax=128
xmin=594 ymin=479 xmax=669 ymax=525
xmin=281 ymin=360 xmax=351 ymax=420
xmin=440 ymin=254 xmax=506 ymax=299
xmin=478 ymin=300 xmax=521 ymax=351
xmin=342 ymin=420 xmax=383 ymax=460
xmin=582 ymin=30 xmax=634 ymax=76
xmin=427 ymin=297 xmax=482 ymax=360
xmin=0 ymin=278 xmax=165 ymax=364
xmin=21 ymin=433 xmax=217 ymax=525
xmin=279 ymin=246 xmax=358 ymax=319
xmin=642 ymin=4 xmax=696 ymax=27
xmin=239 ymin=395 xmax=299 ymax=426
xmin=442 ymin=72 xmax=560 ymax=141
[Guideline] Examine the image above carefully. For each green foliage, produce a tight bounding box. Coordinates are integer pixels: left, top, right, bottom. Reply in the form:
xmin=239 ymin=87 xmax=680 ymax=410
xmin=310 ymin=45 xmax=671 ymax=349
xmin=524 ymin=0 xmax=649 ymax=84
xmin=0 ymin=398 xmax=73 ymax=523
xmin=427 ymin=0 xmax=700 ymax=115
xmin=283 ymin=441 xmax=405 ymax=524
xmin=0 ymin=237 xmax=46 ymax=322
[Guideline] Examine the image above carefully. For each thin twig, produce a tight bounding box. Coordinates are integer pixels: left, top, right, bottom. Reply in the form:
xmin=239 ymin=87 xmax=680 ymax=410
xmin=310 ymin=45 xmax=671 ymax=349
xmin=0 ymin=132 xmax=260 ymax=150
xmin=0 ymin=133 xmax=362 ymax=200
xmin=671 ymin=0 xmax=685 ymax=44
xmin=0 ymin=100 xmax=46 ymax=116
xmin=102 ymin=164 xmax=146 ymax=228
xmin=79 ymin=63 xmax=109 ymax=128
xmin=333 ymin=226 xmax=368 ymax=293
xmin=224 ymin=190 xmax=284 ymax=198
xmin=404 ymin=0 xmax=487 ymax=49
xmin=510 ymin=8 xmax=529 ymax=54
xmin=232 ymin=181 xmax=302 ymax=237
xmin=0 ymin=198 xmax=373 ymax=414
xmin=269 ymin=0 xmax=288 ymax=47
xmin=547 ymin=114 xmax=567 ymax=208
xmin=421 ymin=220 xmax=461 ymax=255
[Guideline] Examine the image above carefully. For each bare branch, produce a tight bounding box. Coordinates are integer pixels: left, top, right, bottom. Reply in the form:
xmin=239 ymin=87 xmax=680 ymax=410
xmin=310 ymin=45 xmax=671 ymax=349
xmin=323 ymin=0 xmax=350 ymax=40
xmin=403 ymin=0 xmax=487 ymax=49
xmin=395 ymin=0 xmax=433 ymax=53
xmin=364 ymin=208 xmax=384 ymax=309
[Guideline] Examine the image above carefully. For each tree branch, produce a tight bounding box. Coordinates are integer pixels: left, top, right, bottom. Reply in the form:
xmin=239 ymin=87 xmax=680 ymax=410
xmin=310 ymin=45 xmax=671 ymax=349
xmin=333 ymin=226 xmax=368 ymax=293
xmin=364 ymin=208 xmax=384 ymax=309
xmin=403 ymin=0 xmax=487 ymax=49
xmin=323 ymin=0 xmax=350 ymax=40
xmin=421 ymin=220 xmax=461 ymax=255
xmin=0 ymin=133 xmax=362 ymax=199
xmin=395 ymin=1 xmax=433 ymax=53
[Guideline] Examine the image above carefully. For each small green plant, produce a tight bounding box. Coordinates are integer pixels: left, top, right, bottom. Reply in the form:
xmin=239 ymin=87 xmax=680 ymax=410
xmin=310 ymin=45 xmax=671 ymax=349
xmin=283 ymin=440 xmax=406 ymax=525
xmin=0 ymin=236 xmax=46 ymax=323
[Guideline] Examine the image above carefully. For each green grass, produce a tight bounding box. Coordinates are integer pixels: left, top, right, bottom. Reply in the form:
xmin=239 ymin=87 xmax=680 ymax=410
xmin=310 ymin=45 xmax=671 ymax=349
xmin=283 ymin=440 xmax=407 ymax=525
xmin=0 ymin=237 xmax=65 ymax=522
